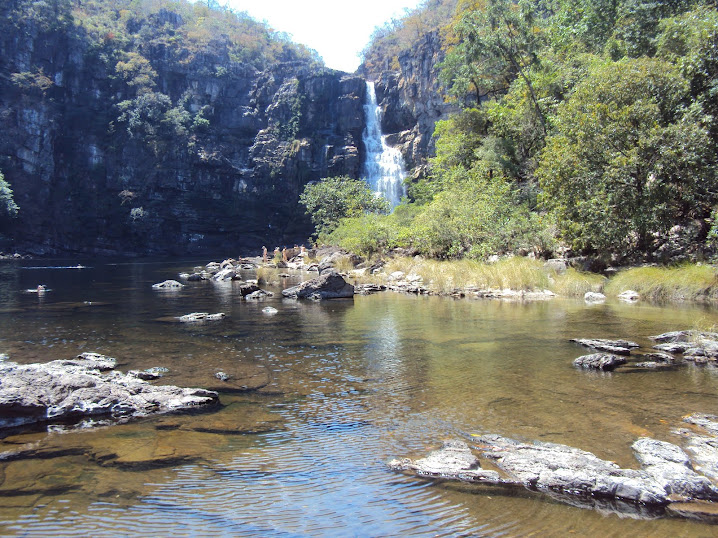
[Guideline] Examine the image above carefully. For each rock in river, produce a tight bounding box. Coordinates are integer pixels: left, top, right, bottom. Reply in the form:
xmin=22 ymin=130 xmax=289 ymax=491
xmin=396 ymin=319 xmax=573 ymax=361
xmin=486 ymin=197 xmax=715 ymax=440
xmin=0 ymin=353 xmax=218 ymax=431
xmin=570 ymin=338 xmax=639 ymax=355
xmin=391 ymin=429 xmax=718 ymax=521
xmin=152 ymin=279 xmax=185 ymax=289
xmin=281 ymin=269 xmax=354 ymax=300
xmin=573 ymin=353 xmax=627 ymax=371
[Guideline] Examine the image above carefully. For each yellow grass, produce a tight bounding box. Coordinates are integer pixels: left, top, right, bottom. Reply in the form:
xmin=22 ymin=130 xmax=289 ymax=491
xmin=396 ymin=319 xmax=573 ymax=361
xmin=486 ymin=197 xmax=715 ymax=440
xmin=603 ymin=264 xmax=718 ymax=302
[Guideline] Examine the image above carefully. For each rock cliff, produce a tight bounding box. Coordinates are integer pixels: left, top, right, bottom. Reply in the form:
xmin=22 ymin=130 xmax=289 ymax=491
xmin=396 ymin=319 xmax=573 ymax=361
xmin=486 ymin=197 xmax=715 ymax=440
xmin=0 ymin=2 xmax=365 ymax=255
xmin=361 ymin=30 xmax=458 ymax=177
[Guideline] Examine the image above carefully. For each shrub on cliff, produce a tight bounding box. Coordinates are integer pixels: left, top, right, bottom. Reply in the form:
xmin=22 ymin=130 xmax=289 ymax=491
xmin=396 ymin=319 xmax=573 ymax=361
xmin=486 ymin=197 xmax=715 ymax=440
xmin=0 ymin=171 xmax=19 ymax=219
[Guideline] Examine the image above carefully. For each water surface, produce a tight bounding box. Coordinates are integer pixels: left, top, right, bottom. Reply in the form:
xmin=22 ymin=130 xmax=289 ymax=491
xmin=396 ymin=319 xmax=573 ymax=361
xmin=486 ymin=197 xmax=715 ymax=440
xmin=0 ymin=259 xmax=717 ymax=537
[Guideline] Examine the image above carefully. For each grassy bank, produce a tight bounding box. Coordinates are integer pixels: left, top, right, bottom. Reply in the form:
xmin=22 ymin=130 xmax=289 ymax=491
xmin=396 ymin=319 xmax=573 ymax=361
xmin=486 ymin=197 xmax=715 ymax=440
xmin=347 ymin=256 xmax=718 ymax=303
xmin=603 ymin=264 xmax=718 ymax=302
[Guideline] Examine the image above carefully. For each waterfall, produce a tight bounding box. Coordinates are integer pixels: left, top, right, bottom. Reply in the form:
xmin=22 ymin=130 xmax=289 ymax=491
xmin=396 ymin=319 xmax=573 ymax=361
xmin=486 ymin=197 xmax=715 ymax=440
xmin=361 ymin=81 xmax=407 ymax=208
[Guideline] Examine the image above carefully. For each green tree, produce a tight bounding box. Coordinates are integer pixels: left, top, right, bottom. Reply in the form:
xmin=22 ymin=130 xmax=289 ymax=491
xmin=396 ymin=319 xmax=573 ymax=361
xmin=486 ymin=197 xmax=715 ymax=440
xmin=440 ymin=0 xmax=546 ymax=134
xmin=537 ymin=57 xmax=716 ymax=254
xmin=0 ymin=171 xmax=19 ymax=218
xmin=299 ymin=176 xmax=390 ymax=236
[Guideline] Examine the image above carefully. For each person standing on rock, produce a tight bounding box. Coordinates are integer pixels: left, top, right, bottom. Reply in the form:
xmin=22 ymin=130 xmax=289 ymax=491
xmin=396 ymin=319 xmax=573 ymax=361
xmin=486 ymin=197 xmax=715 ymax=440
xmin=282 ymin=247 xmax=288 ymax=262
xmin=262 ymin=246 xmax=268 ymax=263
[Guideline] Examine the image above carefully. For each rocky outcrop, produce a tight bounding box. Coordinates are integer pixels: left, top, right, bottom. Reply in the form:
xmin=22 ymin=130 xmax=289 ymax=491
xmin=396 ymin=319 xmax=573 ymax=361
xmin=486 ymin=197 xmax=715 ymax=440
xmin=570 ymin=338 xmax=639 ymax=355
xmin=281 ymin=269 xmax=354 ymax=300
xmin=0 ymin=353 xmax=219 ymax=430
xmin=573 ymin=353 xmax=628 ymax=371
xmin=365 ymin=30 xmax=458 ymax=173
xmin=390 ymin=414 xmax=718 ymax=522
xmin=0 ymin=3 xmax=366 ymax=255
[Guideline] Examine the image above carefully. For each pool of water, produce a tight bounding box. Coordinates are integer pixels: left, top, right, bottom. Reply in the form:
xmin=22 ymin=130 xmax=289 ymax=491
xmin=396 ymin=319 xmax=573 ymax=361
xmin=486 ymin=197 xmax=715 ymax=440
xmin=0 ymin=259 xmax=717 ymax=536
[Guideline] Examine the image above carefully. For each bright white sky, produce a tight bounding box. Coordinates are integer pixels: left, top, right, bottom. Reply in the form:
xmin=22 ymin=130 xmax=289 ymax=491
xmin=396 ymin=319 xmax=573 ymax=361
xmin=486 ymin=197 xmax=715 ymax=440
xmin=225 ymin=0 xmax=423 ymax=72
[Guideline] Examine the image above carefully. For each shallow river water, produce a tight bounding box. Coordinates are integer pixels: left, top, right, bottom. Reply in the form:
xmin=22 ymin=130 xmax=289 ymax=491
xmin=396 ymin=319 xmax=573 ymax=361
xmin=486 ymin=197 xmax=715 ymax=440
xmin=0 ymin=259 xmax=717 ymax=537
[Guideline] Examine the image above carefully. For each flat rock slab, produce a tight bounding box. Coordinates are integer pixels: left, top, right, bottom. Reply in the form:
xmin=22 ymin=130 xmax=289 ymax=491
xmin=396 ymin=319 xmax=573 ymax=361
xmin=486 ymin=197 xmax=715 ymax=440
xmin=389 ymin=440 xmax=502 ymax=482
xmin=573 ymin=353 xmax=627 ymax=370
xmin=570 ymin=338 xmax=639 ymax=355
xmin=0 ymin=353 xmax=218 ymax=431
xmin=389 ymin=415 xmax=718 ymax=522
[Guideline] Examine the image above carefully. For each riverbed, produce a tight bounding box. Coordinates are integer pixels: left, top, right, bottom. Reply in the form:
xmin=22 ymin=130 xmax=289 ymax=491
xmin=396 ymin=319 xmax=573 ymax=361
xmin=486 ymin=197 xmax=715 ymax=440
xmin=0 ymin=259 xmax=717 ymax=536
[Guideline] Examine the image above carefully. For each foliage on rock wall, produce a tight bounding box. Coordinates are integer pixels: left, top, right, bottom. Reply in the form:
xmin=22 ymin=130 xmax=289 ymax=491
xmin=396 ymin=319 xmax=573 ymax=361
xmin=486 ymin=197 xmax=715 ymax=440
xmin=0 ymin=171 xmax=19 ymax=219
xmin=350 ymin=0 xmax=718 ymax=262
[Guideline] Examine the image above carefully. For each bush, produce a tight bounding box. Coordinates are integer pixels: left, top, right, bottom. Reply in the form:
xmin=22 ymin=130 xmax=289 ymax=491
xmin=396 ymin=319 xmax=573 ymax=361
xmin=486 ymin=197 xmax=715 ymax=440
xmin=299 ymin=176 xmax=390 ymax=236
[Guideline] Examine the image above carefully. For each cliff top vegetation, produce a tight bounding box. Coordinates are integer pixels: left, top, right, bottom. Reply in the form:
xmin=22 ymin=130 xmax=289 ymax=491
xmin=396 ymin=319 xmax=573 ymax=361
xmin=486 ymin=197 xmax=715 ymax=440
xmin=325 ymin=0 xmax=718 ymax=264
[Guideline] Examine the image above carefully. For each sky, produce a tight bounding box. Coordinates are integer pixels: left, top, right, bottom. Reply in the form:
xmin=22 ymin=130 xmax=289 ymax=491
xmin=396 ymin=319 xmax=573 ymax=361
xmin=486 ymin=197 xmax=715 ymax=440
xmin=225 ymin=0 xmax=424 ymax=72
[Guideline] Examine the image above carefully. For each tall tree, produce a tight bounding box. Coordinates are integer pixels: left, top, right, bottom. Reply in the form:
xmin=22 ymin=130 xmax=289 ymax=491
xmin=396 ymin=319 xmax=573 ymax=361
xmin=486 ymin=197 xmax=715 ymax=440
xmin=440 ymin=0 xmax=546 ymax=133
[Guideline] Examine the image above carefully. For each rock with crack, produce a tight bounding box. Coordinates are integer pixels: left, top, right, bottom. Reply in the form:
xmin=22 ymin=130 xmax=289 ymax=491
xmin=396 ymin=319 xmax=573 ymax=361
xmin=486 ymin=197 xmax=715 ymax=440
xmin=570 ymin=338 xmax=639 ymax=355
xmin=388 ymin=440 xmax=502 ymax=483
xmin=0 ymin=353 xmax=218 ymax=431
xmin=573 ymin=353 xmax=627 ymax=371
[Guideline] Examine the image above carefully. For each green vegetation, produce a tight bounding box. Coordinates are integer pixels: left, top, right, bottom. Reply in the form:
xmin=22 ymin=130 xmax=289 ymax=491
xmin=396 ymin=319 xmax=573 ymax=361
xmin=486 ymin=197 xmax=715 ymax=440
xmin=604 ymin=264 xmax=718 ymax=302
xmin=361 ymin=0 xmax=458 ymax=75
xmin=322 ymin=0 xmax=718 ymax=269
xmin=298 ymin=176 xmax=390 ymax=236
xmin=0 ymin=171 xmax=19 ymax=219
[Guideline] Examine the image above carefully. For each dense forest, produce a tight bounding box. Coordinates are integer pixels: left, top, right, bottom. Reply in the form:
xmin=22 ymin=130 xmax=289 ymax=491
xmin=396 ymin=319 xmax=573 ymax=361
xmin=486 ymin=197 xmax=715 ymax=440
xmin=318 ymin=0 xmax=718 ymax=264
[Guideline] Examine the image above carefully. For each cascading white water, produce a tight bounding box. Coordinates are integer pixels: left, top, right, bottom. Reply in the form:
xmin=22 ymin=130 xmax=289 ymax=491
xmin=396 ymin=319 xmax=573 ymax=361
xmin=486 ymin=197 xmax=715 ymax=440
xmin=361 ymin=81 xmax=407 ymax=208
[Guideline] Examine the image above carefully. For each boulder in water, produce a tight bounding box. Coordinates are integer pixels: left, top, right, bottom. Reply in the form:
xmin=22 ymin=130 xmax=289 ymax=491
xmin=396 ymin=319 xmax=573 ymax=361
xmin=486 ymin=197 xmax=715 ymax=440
xmin=152 ymin=280 xmax=184 ymax=289
xmin=570 ymin=338 xmax=638 ymax=355
xmin=573 ymin=353 xmax=627 ymax=370
xmin=0 ymin=353 xmax=218 ymax=431
xmin=281 ymin=270 xmax=354 ymax=300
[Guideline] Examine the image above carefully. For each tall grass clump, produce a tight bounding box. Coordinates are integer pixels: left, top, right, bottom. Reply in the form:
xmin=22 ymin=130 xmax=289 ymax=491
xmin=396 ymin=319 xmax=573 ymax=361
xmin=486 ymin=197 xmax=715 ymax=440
xmin=603 ymin=264 xmax=718 ymax=302
xmin=550 ymin=268 xmax=607 ymax=297
xmin=383 ymin=256 xmax=549 ymax=293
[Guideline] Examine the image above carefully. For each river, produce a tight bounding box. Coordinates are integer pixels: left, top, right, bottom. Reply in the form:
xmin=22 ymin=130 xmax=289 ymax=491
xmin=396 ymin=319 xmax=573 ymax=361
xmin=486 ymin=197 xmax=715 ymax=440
xmin=0 ymin=258 xmax=717 ymax=536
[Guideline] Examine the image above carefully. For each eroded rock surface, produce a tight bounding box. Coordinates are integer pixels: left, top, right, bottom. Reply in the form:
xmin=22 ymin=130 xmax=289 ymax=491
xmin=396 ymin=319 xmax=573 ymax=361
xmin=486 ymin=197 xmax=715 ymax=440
xmin=570 ymin=338 xmax=639 ymax=355
xmin=573 ymin=353 xmax=628 ymax=370
xmin=0 ymin=353 xmax=218 ymax=431
xmin=389 ymin=415 xmax=718 ymax=522
xmin=281 ymin=269 xmax=354 ymax=300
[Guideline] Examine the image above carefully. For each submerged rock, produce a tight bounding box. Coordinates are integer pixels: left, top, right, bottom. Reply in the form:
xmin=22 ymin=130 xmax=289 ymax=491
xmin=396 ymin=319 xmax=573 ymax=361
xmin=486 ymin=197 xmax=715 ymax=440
xmin=618 ymin=290 xmax=640 ymax=302
xmin=0 ymin=354 xmax=218 ymax=431
xmin=281 ymin=269 xmax=354 ymax=300
xmin=573 ymin=353 xmax=627 ymax=371
xmin=389 ymin=440 xmax=502 ymax=482
xmin=178 ymin=312 xmax=226 ymax=322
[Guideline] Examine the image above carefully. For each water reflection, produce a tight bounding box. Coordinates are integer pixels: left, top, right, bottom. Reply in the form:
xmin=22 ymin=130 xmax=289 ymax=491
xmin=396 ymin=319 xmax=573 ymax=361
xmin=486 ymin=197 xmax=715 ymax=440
xmin=0 ymin=260 xmax=717 ymax=536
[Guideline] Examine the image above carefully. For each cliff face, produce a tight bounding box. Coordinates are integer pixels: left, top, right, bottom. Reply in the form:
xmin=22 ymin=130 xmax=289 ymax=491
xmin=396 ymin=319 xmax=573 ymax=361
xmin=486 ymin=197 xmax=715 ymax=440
xmin=0 ymin=5 xmax=365 ymax=255
xmin=366 ymin=31 xmax=458 ymax=176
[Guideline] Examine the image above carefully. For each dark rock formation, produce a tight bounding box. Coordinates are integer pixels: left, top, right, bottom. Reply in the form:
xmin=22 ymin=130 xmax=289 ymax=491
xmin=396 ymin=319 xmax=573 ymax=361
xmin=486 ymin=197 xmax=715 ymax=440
xmin=573 ymin=353 xmax=628 ymax=371
xmin=570 ymin=338 xmax=639 ymax=355
xmin=0 ymin=3 xmax=367 ymax=255
xmin=0 ymin=353 xmax=218 ymax=431
xmin=365 ymin=30 xmax=458 ymax=173
xmin=281 ymin=269 xmax=354 ymax=300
